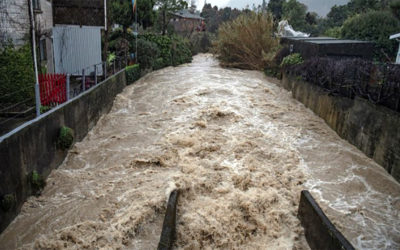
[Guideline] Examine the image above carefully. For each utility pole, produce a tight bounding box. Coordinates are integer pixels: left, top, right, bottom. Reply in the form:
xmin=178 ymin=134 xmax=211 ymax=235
xmin=28 ymin=0 xmax=41 ymax=116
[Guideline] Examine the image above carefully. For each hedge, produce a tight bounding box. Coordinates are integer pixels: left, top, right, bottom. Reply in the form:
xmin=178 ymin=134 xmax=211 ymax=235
xmin=0 ymin=43 xmax=35 ymax=105
xmin=286 ymin=57 xmax=400 ymax=112
xmin=125 ymin=64 xmax=141 ymax=84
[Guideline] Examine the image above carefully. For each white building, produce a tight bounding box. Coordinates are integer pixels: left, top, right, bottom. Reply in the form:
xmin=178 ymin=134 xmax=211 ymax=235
xmin=0 ymin=0 xmax=54 ymax=72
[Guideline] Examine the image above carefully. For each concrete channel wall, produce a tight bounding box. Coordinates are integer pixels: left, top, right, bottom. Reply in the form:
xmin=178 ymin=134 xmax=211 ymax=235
xmin=281 ymin=74 xmax=400 ymax=183
xmin=0 ymin=70 xmax=127 ymax=233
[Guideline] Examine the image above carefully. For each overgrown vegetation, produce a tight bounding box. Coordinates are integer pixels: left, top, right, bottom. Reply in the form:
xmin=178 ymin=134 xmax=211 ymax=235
xmin=57 ymin=126 xmax=74 ymax=150
xmin=286 ymin=57 xmax=400 ymax=112
xmin=200 ymin=4 xmax=246 ymax=33
xmin=341 ymin=10 xmax=400 ymax=59
xmin=0 ymin=194 xmax=16 ymax=212
xmin=137 ymin=39 xmax=160 ymax=69
xmin=189 ymin=32 xmax=214 ymax=55
xmin=280 ymin=53 xmax=304 ymax=67
xmin=29 ymin=170 xmax=46 ymax=195
xmin=213 ymin=12 xmax=279 ymax=70
xmin=126 ymin=64 xmax=141 ymax=83
xmin=0 ymin=43 xmax=35 ymax=104
xmin=170 ymin=35 xmax=192 ymax=66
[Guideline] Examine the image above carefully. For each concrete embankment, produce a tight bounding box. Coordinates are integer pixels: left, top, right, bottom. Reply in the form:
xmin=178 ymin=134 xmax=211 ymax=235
xmin=1 ymin=55 xmax=399 ymax=249
xmin=281 ymin=73 xmax=400 ymax=183
xmin=0 ymin=70 xmax=127 ymax=233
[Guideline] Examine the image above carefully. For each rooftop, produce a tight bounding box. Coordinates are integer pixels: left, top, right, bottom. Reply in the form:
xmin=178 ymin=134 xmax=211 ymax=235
xmin=173 ymin=9 xmax=204 ymax=20
xmin=283 ymin=36 xmax=373 ymax=45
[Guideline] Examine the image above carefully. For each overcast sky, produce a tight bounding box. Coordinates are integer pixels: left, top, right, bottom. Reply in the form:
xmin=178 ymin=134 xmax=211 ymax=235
xmin=195 ymin=0 xmax=349 ymax=16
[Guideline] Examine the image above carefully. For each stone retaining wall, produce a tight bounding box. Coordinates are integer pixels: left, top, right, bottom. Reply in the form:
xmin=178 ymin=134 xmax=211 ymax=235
xmin=281 ymin=73 xmax=400 ymax=183
xmin=0 ymin=70 xmax=127 ymax=233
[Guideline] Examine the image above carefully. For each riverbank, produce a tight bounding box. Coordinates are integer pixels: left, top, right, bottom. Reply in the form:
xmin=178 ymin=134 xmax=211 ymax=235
xmin=0 ymin=54 xmax=398 ymax=249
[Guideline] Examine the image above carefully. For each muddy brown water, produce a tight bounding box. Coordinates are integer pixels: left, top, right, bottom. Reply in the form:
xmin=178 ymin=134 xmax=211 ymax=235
xmin=0 ymin=54 xmax=399 ymax=250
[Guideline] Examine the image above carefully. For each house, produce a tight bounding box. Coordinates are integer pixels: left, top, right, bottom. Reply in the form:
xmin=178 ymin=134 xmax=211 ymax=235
xmin=0 ymin=0 xmax=54 ymax=72
xmin=170 ymin=9 xmax=205 ymax=35
xmin=0 ymin=0 xmax=105 ymax=75
xmin=52 ymin=0 xmax=105 ymax=75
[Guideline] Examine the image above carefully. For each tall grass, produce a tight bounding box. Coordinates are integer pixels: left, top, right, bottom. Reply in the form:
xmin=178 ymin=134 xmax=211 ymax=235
xmin=213 ymin=12 xmax=279 ymax=70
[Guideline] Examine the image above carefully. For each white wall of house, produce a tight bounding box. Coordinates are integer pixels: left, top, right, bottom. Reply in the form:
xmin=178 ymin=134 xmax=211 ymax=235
xmin=0 ymin=0 xmax=54 ymax=73
xmin=0 ymin=0 xmax=30 ymax=46
xmin=53 ymin=25 xmax=103 ymax=75
xmin=36 ymin=0 xmax=53 ymax=32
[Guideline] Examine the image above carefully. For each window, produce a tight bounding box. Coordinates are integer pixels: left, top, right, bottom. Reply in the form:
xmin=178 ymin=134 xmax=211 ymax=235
xmin=39 ymin=39 xmax=47 ymax=61
xmin=33 ymin=0 xmax=41 ymax=11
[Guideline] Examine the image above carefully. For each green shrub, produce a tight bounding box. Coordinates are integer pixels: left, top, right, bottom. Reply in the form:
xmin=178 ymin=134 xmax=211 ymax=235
xmin=324 ymin=26 xmax=342 ymax=38
xmin=140 ymin=34 xmax=193 ymax=67
xmin=0 ymin=43 xmax=35 ymax=104
xmin=140 ymin=34 xmax=173 ymax=66
xmin=29 ymin=170 xmax=46 ymax=195
xmin=213 ymin=12 xmax=280 ymax=70
xmin=40 ymin=105 xmax=51 ymax=114
xmin=280 ymin=53 xmax=304 ymax=67
xmin=137 ymin=39 xmax=160 ymax=69
xmin=264 ymin=68 xmax=279 ymax=78
xmin=189 ymin=32 xmax=214 ymax=55
xmin=341 ymin=10 xmax=400 ymax=60
xmin=153 ymin=58 xmax=165 ymax=70
xmin=57 ymin=126 xmax=74 ymax=150
xmin=126 ymin=64 xmax=141 ymax=83
xmin=1 ymin=194 xmax=16 ymax=212
xmin=170 ymin=36 xmax=192 ymax=66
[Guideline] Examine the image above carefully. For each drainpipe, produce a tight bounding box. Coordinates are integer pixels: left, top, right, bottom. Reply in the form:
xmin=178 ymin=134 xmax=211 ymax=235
xmin=28 ymin=0 xmax=41 ymax=117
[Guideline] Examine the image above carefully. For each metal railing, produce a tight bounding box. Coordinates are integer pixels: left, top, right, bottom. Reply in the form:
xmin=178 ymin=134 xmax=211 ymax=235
xmin=0 ymin=56 xmax=128 ymax=137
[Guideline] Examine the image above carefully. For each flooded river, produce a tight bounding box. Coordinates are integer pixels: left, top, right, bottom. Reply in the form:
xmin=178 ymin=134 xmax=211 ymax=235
xmin=0 ymin=54 xmax=399 ymax=249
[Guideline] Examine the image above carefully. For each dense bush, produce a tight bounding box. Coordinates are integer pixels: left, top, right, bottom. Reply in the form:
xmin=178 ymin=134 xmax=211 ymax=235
xmin=0 ymin=43 xmax=35 ymax=104
xmin=1 ymin=194 xmax=15 ymax=212
xmin=29 ymin=170 xmax=46 ymax=195
xmin=213 ymin=12 xmax=280 ymax=70
xmin=324 ymin=27 xmax=342 ymax=38
xmin=126 ymin=64 xmax=141 ymax=83
xmin=110 ymin=32 xmax=193 ymax=71
xmin=341 ymin=11 xmax=400 ymax=60
xmin=57 ymin=126 xmax=74 ymax=150
xmin=280 ymin=53 xmax=303 ymax=67
xmin=140 ymin=34 xmax=173 ymax=67
xmin=139 ymin=33 xmax=192 ymax=68
xmin=286 ymin=57 xmax=400 ymax=112
xmin=170 ymin=36 xmax=192 ymax=66
xmin=153 ymin=58 xmax=165 ymax=70
xmin=137 ymin=39 xmax=160 ymax=69
xmin=189 ymin=32 xmax=214 ymax=55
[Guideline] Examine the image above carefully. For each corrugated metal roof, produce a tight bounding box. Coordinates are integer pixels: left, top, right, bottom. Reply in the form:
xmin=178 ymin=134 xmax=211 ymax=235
xmin=172 ymin=9 xmax=204 ymax=20
xmin=53 ymin=25 xmax=103 ymax=75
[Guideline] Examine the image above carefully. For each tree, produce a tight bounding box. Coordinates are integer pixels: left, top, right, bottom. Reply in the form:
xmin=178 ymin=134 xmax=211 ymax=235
xmin=347 ymin=0 xmax=380 ymax=14
xmin=262 ymin=0 xmax=267 ymax=13
xmin=221 ymin=7 xmax=232 ymax=22
xmin=341 ymin=10 xmax=400 ymax=60
xmin=138 ymin=0 xmax=156 ymax=28
xmin=326 ymin=4 xmax=350 ymax=28
xmin=267 ymin=0 xmax=285 ymax=20
xmin=156 ymin=0 xmax=188 ymax=35
xmin=201 ymin=4 xmax=219 ymax=33
xmin=110 ymin=0 xmax=156 ymax=31
xmin=282 ymin=0 xmax=308 ymax=31
xmin=306 ymin=12 xmax=318 ymax=25
xmin=390 ymin=0 xmax=400 ymax=19
xmin=110 ymin=0 xmax=134 ymax=33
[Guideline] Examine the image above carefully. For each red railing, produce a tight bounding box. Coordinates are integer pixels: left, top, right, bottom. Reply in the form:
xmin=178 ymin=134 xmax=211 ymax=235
xmin=39 ymin=74 xmax=67 ymax=106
